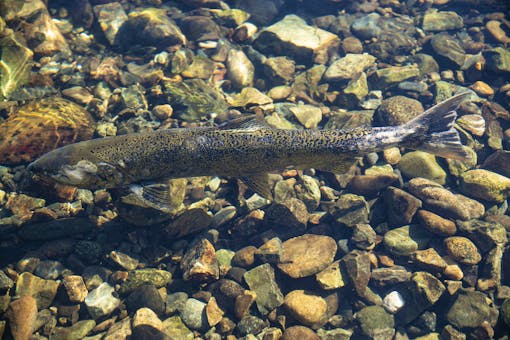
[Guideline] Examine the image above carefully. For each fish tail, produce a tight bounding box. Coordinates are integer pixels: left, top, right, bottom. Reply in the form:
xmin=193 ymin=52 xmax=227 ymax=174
xmin=402 ymin=93 xmax=471 ymax=160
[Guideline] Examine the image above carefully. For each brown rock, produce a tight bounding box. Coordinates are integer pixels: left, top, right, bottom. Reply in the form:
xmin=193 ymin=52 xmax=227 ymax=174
xmin=486 ymin=20 xmax=510 ymax=44
xmin=181 ymin=239 xmax=219 ymax=282
xmin=281 ymin=325 xmax=319 ymax=340
xmin=444 ymin=237 xmax=482 ymax=265
xmin=412 ymin=248 xmax=448 ymax=272
xmin=417 ymin=210 xmax=456 ymax=236
xmin=206 ymin=297 xmax=224 ymax=327
xmin=231 ymin=246 xmax=257 ymax=268
xmin=6 ymin=295 xmax=37 ymax=340
xmin=470 ymin=81 xmax=494 ymax=96
xmin=278 ymin=234 xmax=337 ymax=278
xmin=63 ymin=275 xmax=88 ymax=303
xmin=284 ymin=290 xmax=328 ymax=329
xmin=383 ymin=186 xmax=422 ymax=226
xmin=234 ymin=290 xmax=256 ymax=320
xmin=15 ymin=272 xmax=59 ymax=309
xmin=341 ymin=250 xmax=371 ymax=294
xmin=133 ymin=307 xmax=162 ymax=330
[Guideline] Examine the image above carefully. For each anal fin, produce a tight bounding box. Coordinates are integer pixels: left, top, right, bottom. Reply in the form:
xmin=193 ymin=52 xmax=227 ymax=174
xmin=240 ymin=173 xmax=273 ymax=200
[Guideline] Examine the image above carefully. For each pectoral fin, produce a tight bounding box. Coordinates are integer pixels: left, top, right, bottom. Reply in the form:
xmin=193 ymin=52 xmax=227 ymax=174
xmin=128 ymin=182 xmax=173 ymax=213
xmin=240 ymin=173 xmax=273 ymax=200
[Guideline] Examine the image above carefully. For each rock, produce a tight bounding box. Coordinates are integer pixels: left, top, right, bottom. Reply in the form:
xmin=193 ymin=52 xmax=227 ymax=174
xmin=348 ymin=172 xmax=399 ymax=196
xmin=482 ymin=150 xmax=510 ymax=178
xmin=484 ymin=47 xmax=510 ymax=73
xmin=351 ymin=13 xmax=381 ymax=40
xmin=116 ymin=8 xmax=185 ymax=49
xmin=234 ymin=290 xmax=256 ymax=320
xmin=119 ymin=269 xmax=172 ymax=294
xmin=281 ymin=325 xmax=319 ymax=340
xmin=278 ymin=234 xmax=337 ymax=278
xmin=181 ymin=238 xmax=219 ymax=282
xmin=383 ymin=291 xmax=405 ymax=314
xmin=355 ymin=305 xmax=395 ymax=339
xmin=181 ymin=298 xmax=208 ymax=331
xmin=447 ymin=290 xmax=493 ymax=329
xmin=367 ymin=31 xmax=417 ymax=64
xmin=62 ymin=275 xmax=88 ymax=303
xmin=243 ymin=263 xmax=284 ymax=315
xmin=407 ymin=178 xmax=485 ymax=220
xmin=268 ymin=85 xmax=293 ymax=100
xmin=162 ymin=315 xmax=193 ymax=339
xmin=163 ymin=79 xmax=227 ymax=122
xmin=284 ymin=290 xmax=328 ymax=328
xmin=371 ymin=266 xmax=411 ymax=287
xmin=255 ymin=237 xmax=282 ymax=264
xmin=316 ymin=260 xmax=345 ymax=290
xmin=15 ymin=272 xmax=59 ymax=309
xmin=444 ymin=236 xmax=482 ymax=265
xmin=416 ymin=210 xmax=456 ymax=236
xmin=205 ymin=297 xmax=223 ymax=327
xmin=165 ymin=292 xmax=188 ymax=315
xmin=430 ymin=33 xmax=466 ymax=68
xmin=337 ymin=72 xmax=369 ymax=108
xmin=228 ymin=86 xmax=272 ymax=108
xmin=383 ymin=187 xmax=422 ymax=227
xmin=486 ymin=20 xmax=510 ymax=44
xmin=289 ymin=104 xmax=322 ymax=129
xmin=323 ymin=53 xmax=376 ymax=82
xmin=109 ymin=251 xmax=139 ymax=271
xmin=126 ymin=284 xmax=165 ymax=316
xmin=6 ymin=295 xmax=37 ymax=340
xmin=84 ymin=282 xmax=121 ymax=319
xmin=254 ymin=14 xmax=340 ymax=64
xmin=227 ymin=49 xmax=254 ymax=89
xmin=262 ymin=57 xmax=295 ymax=85
xmin=399 ymin=151 xmax=447 ymax=185
xmin=412 ymin=248 xmax=448 ymax=272
xmin=411 ymin=53 xmax=439 ymax=75
xmin=501 ymin=299 xmax=510 ymax=328
xmin=233 ymin=0 xmax=284 ymax=25
xmin=181 ymin=55 xmax=216 ymax=79
xmin=93 ymin=2 xmax=128 ymax=45
xmin=342 ymin=36 xmax=363 ymax=54
xmin=0 ymin=30 xmax=33 ymax=100
xmin=470 ymin=81 xmax=494 ymax=96
xmin=396 ymin=272 xmax=445 ymax=324
xmin=133 ymin=307 xmax=162 ymax=330
xmin=371 ymin=65 xmax=420 ymax=89
xmin=0 ymin=97 xmax=95 ymax=164
xmin=0 ymin=271 xmax=13 ymax=290
xmin=460 ymin=169 xmax=510 ymax=202
xmin=264 ymin=198 xmax=309 ymax=232
xmin=456 ymin=219 xmax=507 ymax=253
xmin=327 ymin=194 xmax=369 ymax=228
xmin=351 ymin=223 xmax=377 ymax=250
xmin=165 ymin=208 xmax=212 ymax=239
xmin=383 ymin=225 xmax=432 ymax=256
xmin=456 ymin=114 xmax=485 ymax=137
xmin=341 ymin=250 xmax=371 ymax=295
xmin=422 ymin=11 xmax=463 ymax=31
xmin=377 ymin=95 xmax=423 ymax=126
xmin=50 ymin=320 xmax=96 ymax=340
xmin=237 ymin=315 xmax=267 ymax=336
xmin=232 ymin=246 xmax=257 ymax=268
xmin=295 ymin=175 xmax=321 ymax=212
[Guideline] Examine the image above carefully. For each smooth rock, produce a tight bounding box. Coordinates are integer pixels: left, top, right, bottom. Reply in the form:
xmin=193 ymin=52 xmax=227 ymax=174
xmin=233 ymin=0 xmax=284 ymax=25
xmin=84 ymin=282 xmax=121 ymax=319
xmin=281 ymin=325 xmax=319 ymax=340
xmin=323 ymin=53 xmax=376 ymax=81
xmin=444 ymin=236 xmax=482 ymax=265
xmin=295 ymin=175 xmax=321 ymax=212
xmin=422 ymin=11 xmax=463 ymax=31
xmin=460 ymin=169 xmax=510 ymax=202
xmin=399 ymin=151 xmax=447 ymax=184
xmin=133 ymin=307 xmax=162 ymax=330
xmin=254 ymin=15 xmax=340 ymax=64
xmin=126 ymin=284 xmax=165 ymax=316
xmin=284 ymin=290 xmax=328 ymax=328
xmin=227 ymin=49 xmax=254 ymax=89
xmin=181 ymin=298 xmax=208 ymax=331
xmin=383 ymin=225 xmax=432 ymax=256
xmin=337 ymin=72 xmax=369 ymax=108
xmin=278 ymin=234 xmax=337 ymax=278
xmin=6 ymin=295 xmax=37 ymax=340
xmin=417 ymin=209 xmax=456 ymax=236
xmin=377 ymin=95 xmax=423 ymax=126
xmin=355 ymin=305 xmax=395 ymax=339
xmin=383 ymin=291 xmax=405 ymax=313
xmin=430 ymin=33 xmax=466 ymax=68
xmin=351 ymin=13 xmax=381 ymax=40
xmin=243 ymin=263 xmax=284 ymax=315
xmin=15 ymin=272 xmax=59 ymax=309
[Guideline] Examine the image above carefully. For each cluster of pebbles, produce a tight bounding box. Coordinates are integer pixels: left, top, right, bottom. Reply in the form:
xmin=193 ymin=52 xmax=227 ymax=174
xmin=1 ymin=0 xmax=510 ymax=339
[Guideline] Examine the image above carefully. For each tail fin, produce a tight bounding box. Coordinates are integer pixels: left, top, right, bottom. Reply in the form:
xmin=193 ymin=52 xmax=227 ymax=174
xmin=402 ymin=92 xmax=471 ymax=160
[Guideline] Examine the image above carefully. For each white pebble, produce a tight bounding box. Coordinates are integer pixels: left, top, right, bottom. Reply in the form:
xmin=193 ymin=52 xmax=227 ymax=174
xmin=383 ymin=291 xmax=405 ymax=313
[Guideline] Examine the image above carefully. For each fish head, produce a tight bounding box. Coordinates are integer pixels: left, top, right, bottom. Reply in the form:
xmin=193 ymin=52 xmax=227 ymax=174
xmin=28 ymin=142 xmax=125 ymax=189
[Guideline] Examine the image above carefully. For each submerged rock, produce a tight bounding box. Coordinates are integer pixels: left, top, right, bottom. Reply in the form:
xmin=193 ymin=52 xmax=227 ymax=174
xmin=460 ymin=169 xmax=510 ymax=202
xmin=323 ymin=53 xmax=376 ymax=82
xmin=254 ymin=14 xmax=339 ymax=64
xmin=93 ymin=2 xmax=128 ymax=45
xmin=0 ymin=97 xmax=96 ymax=164
xmin=244 ymin=263 xmax=284 ymax=315
xmin=422 ymin=11 xmax=463 ymax=31
xmin=0 ymin=31 xmax=33 ymax=99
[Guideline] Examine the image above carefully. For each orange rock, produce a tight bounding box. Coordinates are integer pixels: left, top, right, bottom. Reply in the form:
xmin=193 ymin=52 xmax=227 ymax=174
xmin=0 ymin=97 xmax=95 ymax=164
xmin=470 ymin=81 xmax=494 ymax=96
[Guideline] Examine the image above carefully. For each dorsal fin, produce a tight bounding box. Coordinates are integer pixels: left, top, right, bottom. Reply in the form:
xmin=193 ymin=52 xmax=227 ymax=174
xmin=218 ymin=115 xmax=271 ymax=130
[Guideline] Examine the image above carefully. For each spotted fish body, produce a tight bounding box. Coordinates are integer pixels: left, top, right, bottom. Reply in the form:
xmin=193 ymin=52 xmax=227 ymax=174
xmin=28 ymin=93 xmax=470 ymax=197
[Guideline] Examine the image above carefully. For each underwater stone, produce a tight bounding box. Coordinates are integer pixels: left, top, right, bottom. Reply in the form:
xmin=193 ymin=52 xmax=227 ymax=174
xmin=371 ymin=65 xmax=420 ymax=89
xmin=323 ymin=53 xmax=376 ymax=82
xmin=162 ymin=315 xmax=193 ymax=339
xmin=327 ymin=194 xmax=369 ymax=228
xmin=284 ymin=290 xmax=328 ymax=328
xmin=93 ymin=2 xmax=128 ymax=45
xmin=226 ymin=49 xmax=254 ymax=89
xmin=263 ymin=57 xmax=295 ymax=85
xmin=132 ymin=307 xmax=163 ymax=330
xmin=336 ymin=72 xmax=368 ymax=109
xmin=119 ymin=269 xmax=172 ymax=295
xmin=289 ymin=104 xmax=322 ymax=129
xmin=0 ymin=32 xmax=33 ymax=100
xmin=355 ymin=305 xmax=395 ymax=339
xmin=62 ymin=275 xmax=88 ymax=303
xmin=181 ymin=55 xmax=216 ymax=79
xmin=233 ymin=0 xmax=284 ymax=25
xmin=383 ymin=225 xmax=432 ymax=256
xmin=444 ymin=236 xmax=481 ymax=265
xmin=85 ymin=282 xmax=121 ymax=319
xmin=0 ymin=97 xmax=95 ymax=164
xmin=15 ymin=272 xmax=59 ymax=309
xmin=316 ymin=260 xmax=345 ymax=290
xmin=377 ymin=95 xmax=423 ymax=126
xmin=5 ymin=295 xmax=38 ymax=340
xmin=383 ymin=187 xmax=422 ymax=227
xmin=399 ymin=151 xmax=447 ymax=185
xmin=484 ymin=47 xmax=510 ymax=73
xmin=351 ymin=13 xmax=381 ymax=40
xmin=430 ymin=33 xmax=466 ymax=68
xmin=50 ymin=320 xmax=96 ymax=340
xmin=244 ymin=263 xmax=284 ymax=315
xmin=446 ymin=290 xmax=492 ymax=329
xmin=341 ymin=250 xmax=371 ymax=295
xmin=422 ymin=11 xmax=463 ymax=31
xmin=460 ymin=169 xmax=510 ymax=202
xmin=181 ymin=298 xmax=208 ymax=330
xmin=254 ymin=14 xmax=339 ymax=65
xmin=181 ymin=238 xmax=219 ymax=283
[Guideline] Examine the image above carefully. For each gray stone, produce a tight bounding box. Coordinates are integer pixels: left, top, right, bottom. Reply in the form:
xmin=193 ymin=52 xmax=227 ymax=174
xmin=181 ymin=298 xmax=208 ymax=331
xmin=383 ymin=225 xmax=432 ymax=256
xmin=355 ymin=305 xmax=395 ymax=339
xmin=85 ymin=282 xmax=121 ymax=319
xmin=341 ymin=250 xmax=371 ymax=295
xmin=50 ymin=320 xmax=96 ymax=340
xmin=447 ymin=290 xmax=493 ymax=329
xmin=243 ymin=263 xmax=284 ymax=315
xmin=323 ymin=53 xmax=376 ymax=81
xmin=237 ymin=315 xmax=267 ymax=336
xmin=327 ymin=194 xmax=369 ymax=228
xmin=484 ymin=47 xmax=510 ymax=73
xmin=422 ymin=11 xmax=463 ymax=31
xmin=254 ymin=15 xmax=340 ymax=64
xmin=430 ymin=33 xmax=466 ymax=68
xmin=352 ymin=13 xmax=381 ymax=40
xmin=227 ymin=49 xmax=254 ymax=89
xmin=165 ymin=292 xmax=188 ymax=315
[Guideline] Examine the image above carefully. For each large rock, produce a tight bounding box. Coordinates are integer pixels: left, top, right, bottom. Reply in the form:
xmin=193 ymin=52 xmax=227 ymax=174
xmin=243 ymin=264 xmax=284 ymax=315
xmin=278 ymin=234 xmax=337 ymax=278
xmin=422 ymin=11 xmax=463 ymax=31
xmin=284 ymin=290 xmax=328 ymax=328
xmin=15 ymin=272 xmax=59 ymax=309
xmin=377 ymin=95 xmax=423 ymax=126
xmin=355 ymin=305 xmax=395 ymax=339
xmin=483 ymin=47 xmax=510 ymax=73
xmin=85 ymin=282 xmax=121 ymax=319
xmin=254 ymin=15 xmax=340 ymax=64
xmin=6 ymin=296 xmax=37 ymax=340
xmin=446 ymin=290 xmax=493 ymax=329
xmin=460 ymin=169 xmax=510 ymax=202
xmin=430 ymin=33 xmax=466 ymax=68
xmin=323 ymin=53 xmax=376 ymax=82
xmin=399 ymin=151 xmax=447 ymax=185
